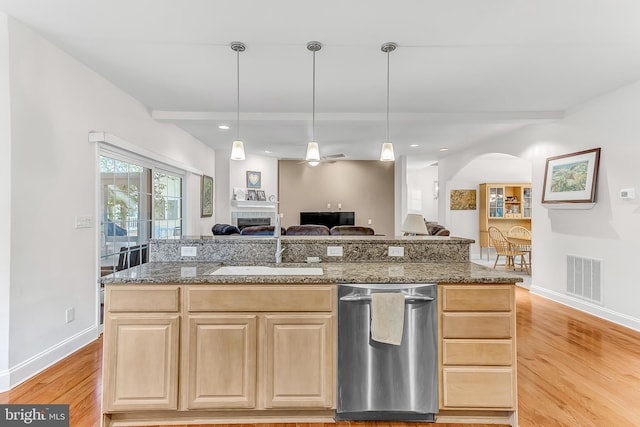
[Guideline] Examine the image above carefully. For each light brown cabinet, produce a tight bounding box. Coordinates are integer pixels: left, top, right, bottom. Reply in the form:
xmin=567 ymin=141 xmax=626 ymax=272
xmin=263 ymin=314 xmax=334 ymax=408
xmin=185 ymin=314 xmax=257 ymax=409
xmin=102 ymin=283 xmax=336 ymax=427
xmin=479 ymin=183 xmax=532 ymax=259
xmin=182 ymin=285 xmax=336 ymax=411
xmin=101 ymin=285 xmax=181 ymax=412
xmin=437 ymin=283 xmax=518 ymax=426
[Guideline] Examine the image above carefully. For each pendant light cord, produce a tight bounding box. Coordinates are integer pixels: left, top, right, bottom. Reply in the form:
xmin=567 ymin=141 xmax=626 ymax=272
xmin=386 ymin=49 xmax=390 ymax=142
xmin=312 ymin=49 xmax=316 ymax=141
xmin=236 ymin=47 xmax=240 ymax=140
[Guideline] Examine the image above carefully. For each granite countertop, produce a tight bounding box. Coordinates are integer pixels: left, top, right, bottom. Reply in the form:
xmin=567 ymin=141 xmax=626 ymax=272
xmin=100 ymin=261 xmax=524 ymax=285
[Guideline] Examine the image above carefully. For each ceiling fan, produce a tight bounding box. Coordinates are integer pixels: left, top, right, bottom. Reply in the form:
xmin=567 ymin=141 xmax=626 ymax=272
xmin=299 ymin=153 xmax=346 ymax=165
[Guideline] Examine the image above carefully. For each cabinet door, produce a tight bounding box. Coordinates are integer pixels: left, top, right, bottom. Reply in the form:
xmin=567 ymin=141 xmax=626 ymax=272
xmin=488 ymin=186 xmax=505 ymax=218
xmin=186 ymin=314 xmax=257 ymax=409
xmin=263 ymin=314 xmax=334 ymax=409
xmin=522 ymin=186 xmax=532 ymax=218
xmin=103 ymin=314 xmax=180 ymax=411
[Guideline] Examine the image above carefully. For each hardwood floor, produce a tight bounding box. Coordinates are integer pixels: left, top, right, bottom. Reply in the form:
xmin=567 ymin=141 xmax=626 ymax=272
xmin=1 ymin=287 xmax=639 ymax=427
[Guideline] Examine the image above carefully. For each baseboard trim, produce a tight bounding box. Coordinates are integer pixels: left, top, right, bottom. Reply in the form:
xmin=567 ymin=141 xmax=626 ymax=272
xmin=0 ymin=325 xmax=98 ymax=392
xmin=530 ymin=285 xmax=640 ymax=332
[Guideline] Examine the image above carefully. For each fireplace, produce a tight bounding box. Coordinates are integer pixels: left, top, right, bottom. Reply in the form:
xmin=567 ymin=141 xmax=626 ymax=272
xmin=237 ymin=217 xmax=271 ymax=230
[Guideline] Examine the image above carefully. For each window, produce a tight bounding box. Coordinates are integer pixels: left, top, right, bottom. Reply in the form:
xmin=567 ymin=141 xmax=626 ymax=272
xmin=99 ymin=154 xmax=184 ymax=275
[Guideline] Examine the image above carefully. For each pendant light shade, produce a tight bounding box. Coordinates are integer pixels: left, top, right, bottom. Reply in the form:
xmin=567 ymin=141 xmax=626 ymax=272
xmin=306 ymin=141 xmax=320 ymax=165
xmin=230 ymin=41 xmax=246 ymax=161
xmin=380 ymin=142 xmax=395 ymax=161
xmin=305 ymin=41 xmax=322 ymax=165
xmin=230 ymin=140 xmax=245 ymax=161
xmin=380 ymin=42 xmax=397 ymax=162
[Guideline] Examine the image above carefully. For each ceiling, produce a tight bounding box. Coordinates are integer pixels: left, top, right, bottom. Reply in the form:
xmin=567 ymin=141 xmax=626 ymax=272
xmin=2 ymin=0 xmax=640 ymax=165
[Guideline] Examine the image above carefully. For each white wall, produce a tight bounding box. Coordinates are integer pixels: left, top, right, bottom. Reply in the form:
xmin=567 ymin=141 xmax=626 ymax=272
xmin=2 ymin=17 xmax=216 ymax=390
xmin=407 ymin=164 xmax=439 ymax=222
xmin=0 ymin=13 xmax=12 ymax=391
xmin=230 ymin=154 xmax=279 ymax=202
xmin=444 ymin=154 xmax=531 ymax=254
xmin=439 ymin=80 xmax=640 ymax=331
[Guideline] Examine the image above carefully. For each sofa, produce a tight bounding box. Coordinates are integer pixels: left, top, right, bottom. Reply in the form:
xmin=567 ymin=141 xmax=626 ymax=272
xmin=240 ymin=225 xmax=287 ymax=236
xmin=212 ymin=224 xmax=240 ymax=235
xmin=425 ymin=221 xmax=450 ymax=236
xmin=329 ymin=225 xmax=375 ymax=236
xmin=286 ymin=224 xmax=331 ymax=236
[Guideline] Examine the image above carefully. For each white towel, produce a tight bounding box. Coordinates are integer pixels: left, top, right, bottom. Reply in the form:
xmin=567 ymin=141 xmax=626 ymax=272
xmin=370 ymin=293 xmax=405 ymax=345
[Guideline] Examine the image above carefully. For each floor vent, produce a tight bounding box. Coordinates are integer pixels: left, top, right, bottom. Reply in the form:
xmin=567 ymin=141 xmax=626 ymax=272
xmin=566 ymin=255 xmax=602 ymax=304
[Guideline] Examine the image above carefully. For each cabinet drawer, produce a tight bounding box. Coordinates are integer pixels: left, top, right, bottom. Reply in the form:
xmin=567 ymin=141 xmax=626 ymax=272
xmin=442 ymin=313 xmax=513 ymax=339
xmin=188 ymin=285 xmax=335 ymax=312
xmin=441 ymin=286 xmax=513 ymax=312
xmin=107 ymin=286 xmax=181 ymax=312
xmin=442 ymin=367 xmax=515 ymax=409
xmin=443 ymin=339 xmax=513 ymax=366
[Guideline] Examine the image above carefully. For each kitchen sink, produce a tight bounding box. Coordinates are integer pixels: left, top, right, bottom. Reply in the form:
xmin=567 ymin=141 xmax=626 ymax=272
xmin=207 ymin=266 xmax=324 ymax=276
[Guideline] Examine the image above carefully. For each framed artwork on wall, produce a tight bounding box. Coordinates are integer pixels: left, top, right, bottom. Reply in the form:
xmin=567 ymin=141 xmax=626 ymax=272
xmin=542 ymin=148 xmax=601 ymax=204
xmin=450 ymin=189 xmax=477 ymax=210
xmin=246 ymin=170 xmax=261 ymax=188
xmin=201 ymin=175 xmax=214 ymax=217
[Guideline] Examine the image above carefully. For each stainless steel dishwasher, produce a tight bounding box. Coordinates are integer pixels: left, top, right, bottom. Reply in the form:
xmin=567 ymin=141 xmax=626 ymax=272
xmin=336 ymin=283 xmax=438 ymax=421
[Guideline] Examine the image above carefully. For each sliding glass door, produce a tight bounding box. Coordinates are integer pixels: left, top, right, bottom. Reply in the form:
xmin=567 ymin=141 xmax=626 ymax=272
xmin=99 ymin=155 xmax=184 ymax=276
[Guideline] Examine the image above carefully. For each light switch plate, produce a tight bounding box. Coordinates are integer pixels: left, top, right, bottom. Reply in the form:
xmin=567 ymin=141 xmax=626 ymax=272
xmin=75 ymin=215 xmax=92 ymax=228
xmin=181 ymin=246 xmax=197 ymax=257
xmin=620 ymin=188 xmax=636 ymax=199
xmin=327 ymin=246 xmax=343 ymax=257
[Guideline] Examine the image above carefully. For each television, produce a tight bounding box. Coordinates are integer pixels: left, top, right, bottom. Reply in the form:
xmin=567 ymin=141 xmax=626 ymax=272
xmin=299 ymin=211 xmax=355 ymax=229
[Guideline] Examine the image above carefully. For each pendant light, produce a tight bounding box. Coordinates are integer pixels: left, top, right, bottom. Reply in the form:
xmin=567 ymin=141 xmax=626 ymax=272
xmin=230 ymin=41 xmax=246 ymax=161
xmin=305 ymin=41 xmax=322 ymax=166
xmin=380 ymin=42 xmax=397 ymax=162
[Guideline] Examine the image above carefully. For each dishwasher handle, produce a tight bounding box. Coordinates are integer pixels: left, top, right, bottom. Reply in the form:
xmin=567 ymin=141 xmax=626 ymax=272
xmin=340 ymin=293 xmax=434 ymax=303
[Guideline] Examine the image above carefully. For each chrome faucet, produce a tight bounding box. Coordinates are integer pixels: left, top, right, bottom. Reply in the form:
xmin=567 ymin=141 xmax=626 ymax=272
xmin=274 ymin=213 xmax=284 ymax=263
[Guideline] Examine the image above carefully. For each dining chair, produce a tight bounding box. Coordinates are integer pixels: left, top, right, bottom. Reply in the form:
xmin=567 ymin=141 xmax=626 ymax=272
xmin=507 ymin=225 xmax=532 ymax=266
xmin=488 ymin=226 xmax=529 ymax=274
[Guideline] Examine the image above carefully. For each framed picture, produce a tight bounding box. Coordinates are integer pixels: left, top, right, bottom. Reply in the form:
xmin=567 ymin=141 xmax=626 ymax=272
xmin=542 ymin=148 xmax=601 ymax=204
xmin=247 ymin=189 xmax=257 ymax=201
xmin=256 ymin=190 xmax=266 ymax=201
xmin=233 ymin=187 xmax=246 ymax=201
xmin=450 ymin=189 xmax=477 ymax=210
xmin=246 ymin=170 xmax=261 ymax=188
xmin=201 ymin=175 xmax=214 ymax=217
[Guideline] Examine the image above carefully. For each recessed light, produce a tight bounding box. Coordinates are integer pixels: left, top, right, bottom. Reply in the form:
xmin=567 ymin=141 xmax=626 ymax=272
xmin=439 ymin=147 xmax=449 ymax=152
xmin=218 ymin=125 xmax=230 ymax=130
xmin=410 ymin=144 xmax=419 ymax=147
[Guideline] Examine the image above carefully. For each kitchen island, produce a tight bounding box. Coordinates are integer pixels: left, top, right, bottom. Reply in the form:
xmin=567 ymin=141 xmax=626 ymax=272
xmin=101 ymin=238 xmax=521 ymax=427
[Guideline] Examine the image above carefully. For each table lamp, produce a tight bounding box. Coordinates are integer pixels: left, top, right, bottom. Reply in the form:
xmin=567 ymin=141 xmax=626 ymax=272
xmin=401 ymin=214 xmax=428 ymax=236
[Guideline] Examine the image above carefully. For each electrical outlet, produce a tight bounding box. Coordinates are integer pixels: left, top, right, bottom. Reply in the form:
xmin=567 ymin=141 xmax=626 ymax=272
xmin=306 ymin=256 xmax=321 ymax=263
xmin=327 ymin=246 xmax=343 ymax=257
xmin=368 ymin=219 xmax=372 ymax=225
xmin=181 ymin=246 xmax=197 ymax=257
xmin=388 ymin=246 xmax=405 ymax=257
xmin=181 ymin=267 xmax=197 ymax=277
xmin=65 ymin=307 xmax=74 ymax=323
